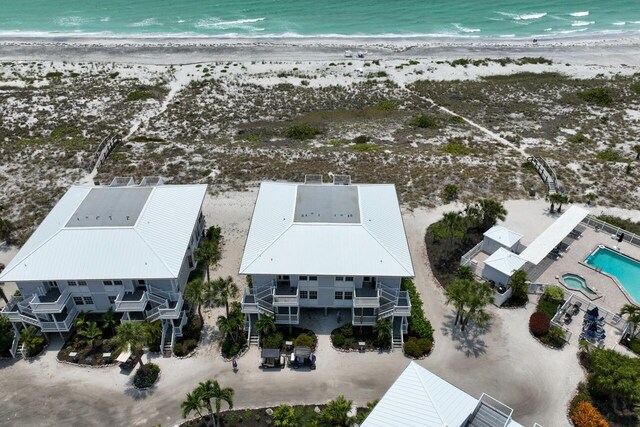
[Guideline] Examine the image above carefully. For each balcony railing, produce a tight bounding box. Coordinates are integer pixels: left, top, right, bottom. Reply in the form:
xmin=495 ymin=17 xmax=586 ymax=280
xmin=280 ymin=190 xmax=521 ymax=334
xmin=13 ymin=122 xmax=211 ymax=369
xmin=273 ymin=287 xmax=299 ymax=306
xmin=352 ymin=315 xmax=377 ymax=326
xmin=241 ymin=288 xmax=259 ymax=313
xmin=157 ymin=294 xmax=184 ymax=319
xmin=30 ymin=288 xmax=72 ymax=313
xmin=353 ymin=288 xmax=380 ymax=308
xmin=40 ymin=305 xmax=80 ymax=332
xmin=114 ymin=290 xmax=149 ymax=312
xmin=275 ymin=314 xmax=299 ymax=325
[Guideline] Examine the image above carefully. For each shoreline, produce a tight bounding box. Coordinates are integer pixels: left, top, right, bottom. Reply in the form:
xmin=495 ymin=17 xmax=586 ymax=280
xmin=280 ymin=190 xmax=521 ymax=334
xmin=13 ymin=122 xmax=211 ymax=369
xmin=1 ymin=33 xmax=640 ymax=65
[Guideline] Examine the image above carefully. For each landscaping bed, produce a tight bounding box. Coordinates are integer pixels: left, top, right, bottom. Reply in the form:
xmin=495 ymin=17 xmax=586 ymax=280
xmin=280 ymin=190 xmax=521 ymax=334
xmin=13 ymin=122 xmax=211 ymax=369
xmin=174 ymin=315 xmax=203 ymax=357
xmin=261 ymin=326 xmax=317 ymax=352
xmin=425 ymin=224 xmax=483 ymax=286
xmin=401 ymin=278 xmax=434 ymax=358
xmin=330 ymin=324 xmax=385 ymax=351
xmin=620 ymin=337 xmax=640 ymax=356
xmin=0 ymin=317 xmax=14 ymax=358
xmin=133 ymin=363 xmax=160 ymax=389
xmin=57 ymin=312 xmax=122 ymax=366
xmin=529 ymin=287 xmax=566 ymax=349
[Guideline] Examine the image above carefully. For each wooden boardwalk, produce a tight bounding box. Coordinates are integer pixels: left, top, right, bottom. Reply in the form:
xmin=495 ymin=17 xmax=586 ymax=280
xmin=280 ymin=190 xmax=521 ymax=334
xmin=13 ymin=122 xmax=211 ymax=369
xmin=87 ymin=134 xmax=121 ymax=172
xmin=527 ymin=156 xmax=558 ymax=194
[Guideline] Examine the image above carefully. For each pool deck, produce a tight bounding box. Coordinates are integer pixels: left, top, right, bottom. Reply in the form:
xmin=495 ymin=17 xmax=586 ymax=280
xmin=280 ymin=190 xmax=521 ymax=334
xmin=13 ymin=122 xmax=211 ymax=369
xmin=536 ymin=226 xmax=640 ymax=313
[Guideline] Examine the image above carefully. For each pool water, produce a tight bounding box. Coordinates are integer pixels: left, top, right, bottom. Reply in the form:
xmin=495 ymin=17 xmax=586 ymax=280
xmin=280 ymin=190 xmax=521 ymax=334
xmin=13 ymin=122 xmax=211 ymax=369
xmin=585 ymin=247 xmax=640 ymax=303
xmin=562 ymin=273 xmax=595 ymax=295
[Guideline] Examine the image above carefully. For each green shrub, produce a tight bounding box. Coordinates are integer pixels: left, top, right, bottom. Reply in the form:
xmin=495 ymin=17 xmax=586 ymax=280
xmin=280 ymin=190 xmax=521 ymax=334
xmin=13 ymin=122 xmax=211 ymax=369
xmin=569 ymin=383 xmax=592 ymax=416
xmin=543 ymin=326 xmax=566 ymax=348
xmin=285 ymin=123 xmax=319 ymax=140
xmin=331 ymin=333 xmax=345 ymax=347
xmin=410 ymin=114 xmax=438 ymax=129
xmin=632 ymin=82 xmax=640 ymax=95
xmin=221 ymin=334 xmax=247 ymax=358
xmin=262 ymin=332 xmax=283 ymax=349
xmin=353 ymin=135 xmax=370 ymax=145
xmin=544 ymin=286 xmax=565 ymax=305
xmin=374 ymin=100 xmax=397 ymax=110
xmin=529 ymin=312 xmax=550 ymax=337
xmin=133 ymin=363 xmax=160 ymax=388
xmin=293 ymin=333 xmax=314 ymax=348
xmin=0 ymin=317 xmax=13 ymax=357
xmin=351 ymin=143 xmax=377 ymax=152
xmin=450 ymin=58 xmax=471 ymax=67
xmin=449 ymin=115 xmax=465 ymax=125
xmin=596 ymin=149 xmax=623 ymax=162
xmin=629 ymin=339 xmax=640 ymax=355
xmin=568 ymin=133 xmax=589 ymax=144
xmin=173 ymin=342 xmax=184 ymax=356
xmin=45 ymin=71 xmax=63 ymax=79
xmin=340 ymin=324 xmax=354 ymax=338
xmin=441 ymin=142 xmax=472 ymax=156
xmin=401 ymin=278 xmax=434 ymax=340
xmin=577 ymin=87 xmax=613 ymax=106
xmin=403 ymin=337 xmax=431 ymax=358
xmin=125 ymin=90 xmax=155 ymax=102
xmin=595 ymin=215 xmax=640 ymax=235
xmin=51 ymin=125 xmax=80 ymax=139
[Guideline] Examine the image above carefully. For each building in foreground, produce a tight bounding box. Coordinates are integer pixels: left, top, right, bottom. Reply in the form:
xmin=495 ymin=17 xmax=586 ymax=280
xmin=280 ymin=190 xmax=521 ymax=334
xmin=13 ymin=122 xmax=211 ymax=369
xmin=0 ymin=177 xmax=207 ymax=357
xmin=362 ymin=361 xmax=528 ymax=427
xmin=240 ymin=175 xmax=414 ymax=349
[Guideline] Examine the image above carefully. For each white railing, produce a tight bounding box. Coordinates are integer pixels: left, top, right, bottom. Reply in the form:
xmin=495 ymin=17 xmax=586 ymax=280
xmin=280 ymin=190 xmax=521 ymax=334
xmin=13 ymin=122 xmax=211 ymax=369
xmin=147 ymin=284 xmax=172 ymax=300
xmin=460 ymin=241 xmax=484 ymax=267
xmin=157 ymin=294 xmax=183 ymax=319
xmin=174 ymin=311 xmax=188 ymax=337
xmin=275 ymin=314 xmax=299 ymax=324
xmin=40 ymin=305 xmax=79 ymax=332
xmin=30 ymin=287 xmax=72 ymax=313
xmin=581 ymin=215 xmax=640 ymax=247
xmin=352 ymin=315 xmax=377 ymax=325
xmin=114 ymin=290 xmax=149 ymax=312
xmin=353 ymin=288 xmax=381 ymax=308
xmin=10 ymin=333 xmax=20 ymax=358
xmin=273 ymin=287 xmax=299 ymax=306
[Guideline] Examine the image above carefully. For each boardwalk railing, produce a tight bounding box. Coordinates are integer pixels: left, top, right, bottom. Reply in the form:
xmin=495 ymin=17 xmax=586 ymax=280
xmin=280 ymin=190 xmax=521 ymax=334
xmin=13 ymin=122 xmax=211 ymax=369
xmin=87 ymin=134 xmax=121 ymax=172
xmin=527 ymin=156 xmax=558 ymax=194
xmin=581 ymin=215 xmax=640 ymax=247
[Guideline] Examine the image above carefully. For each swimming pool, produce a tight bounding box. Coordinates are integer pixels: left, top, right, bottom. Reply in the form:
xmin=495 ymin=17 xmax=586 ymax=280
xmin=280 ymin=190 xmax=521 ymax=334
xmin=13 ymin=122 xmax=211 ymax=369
xmin=561 ymin=273 xmax=596 ymax=296
xmin=585 ymin=247 xmax=640 ymax=303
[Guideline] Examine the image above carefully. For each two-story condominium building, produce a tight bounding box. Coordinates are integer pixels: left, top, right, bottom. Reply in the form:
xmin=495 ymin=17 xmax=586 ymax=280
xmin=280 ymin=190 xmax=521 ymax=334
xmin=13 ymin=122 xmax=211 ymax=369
xmin=240 ymin=176 xmax=414 ymax=349
xmin=0 ymin=177 xmax=207 ymax=357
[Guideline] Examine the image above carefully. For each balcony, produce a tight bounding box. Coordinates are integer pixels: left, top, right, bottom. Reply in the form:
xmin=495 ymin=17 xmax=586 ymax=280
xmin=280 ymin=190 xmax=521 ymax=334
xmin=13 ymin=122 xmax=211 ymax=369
xmin=241 ymin=289 xmax=259 ymax=313
xmin=39 ymin=305 xmax=80 ymax=332
xmin=30 ymin=288 xmax=72 ymax=313
xmin=394 ymin=291 xmax=412 ymax=316
xmin=275 ymin=307 xmax=299 ymax=325
xmin=353 ymin=287 xmax=380 ymax=308
xmin=114 ymin=290 xmax=148 ymax=312
xmin=352 ymin=315 xmax=377 ymax=326
xmin=156 ymin=294 xmax=184 ymax=320
xmin=272 ymin=284 xmax=299 ymax=307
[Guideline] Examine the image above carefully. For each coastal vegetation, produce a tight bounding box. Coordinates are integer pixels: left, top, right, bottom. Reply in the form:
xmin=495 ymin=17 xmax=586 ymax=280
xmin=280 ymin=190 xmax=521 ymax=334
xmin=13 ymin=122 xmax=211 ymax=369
xmin=401 ymin=278 xmax=434 ymax=357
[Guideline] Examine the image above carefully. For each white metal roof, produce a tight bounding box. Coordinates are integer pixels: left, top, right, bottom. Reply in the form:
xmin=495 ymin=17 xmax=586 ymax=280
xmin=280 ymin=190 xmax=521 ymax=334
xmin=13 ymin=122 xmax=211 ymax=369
xmin=362 ymin=362 xmax=524 ymax=427
xmin=484 ymin=248 xmax=528 ymax=277
xmin=239 ymin=182 xmax=414 ymax=277
xmin=484 ymin=225 xmax=523 ymax=248
xmin=519 ymin=205 xmax=589 ymax=265
xmin=0 ymin=183 xmax=207 ymax=282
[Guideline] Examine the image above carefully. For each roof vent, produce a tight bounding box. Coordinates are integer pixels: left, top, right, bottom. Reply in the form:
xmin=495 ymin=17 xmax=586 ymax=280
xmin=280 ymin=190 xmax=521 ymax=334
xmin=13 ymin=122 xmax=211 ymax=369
xmin=333 ymin=175 xmax=351 ymax=185
xmin=304 ymin=174 xmax=323 ymax=185
xmin=109 ymin=177 xmax=135 ymax=187
xmin=139 ymin=176 xmax=164 ymax=187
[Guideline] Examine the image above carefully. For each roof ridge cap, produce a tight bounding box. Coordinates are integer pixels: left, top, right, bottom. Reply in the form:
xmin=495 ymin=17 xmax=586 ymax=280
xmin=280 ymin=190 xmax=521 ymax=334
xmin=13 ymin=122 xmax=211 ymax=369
xmin=239 ymin=222 xmax=294 ymax=274
xmin=134 ymin=227 xmax=177 ymax=278
xmin=412 ymin=363 xmax=446 ymax=425
xmin=360 ymin=221 xmax=414 ymax=276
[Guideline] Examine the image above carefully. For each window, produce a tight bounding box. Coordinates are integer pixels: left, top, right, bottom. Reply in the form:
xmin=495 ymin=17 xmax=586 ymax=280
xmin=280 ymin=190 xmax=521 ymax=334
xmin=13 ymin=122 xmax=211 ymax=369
xmin=335 ymin=276 xmax=344 ymax=282
xmin=103 ymin=280 xmax=113 ymax=286
xmin=335 ymin=291 xmax=344 ymax=300
xmin=344 ymin=291 xmax=353 ymax=300
xmin=73 ymin=297 xmax=84 ymax=305
xmin=108 ymin=296 xmax=117 ymax=304
xmin=68 ymin=281 xmax=77 ymax=286
xmin=309 ymin=276 xmax=318 ymax=281
xmin=83 ymin=296 xmax=94 ymax=305
xmin=299 ymin=275 xmax=308 ymax=281
xmin=137 ymin=280 xmax=145 ymax=285
xmin=78 ymin=280 xmax=87 ymax=286
xmin=309 ymin=291 xmax=318 ymax=300
xmin=188 ymin=255 xmax=193 ymax=269
xmin=277 ymin=275 xmax=290 ymax=281
xmin=43 ymin=281 xmax=58 ymax=288
xmin=300 ymin=291 xmax=308 ymax=299
xmin=114 ymin=280 xmax=123 ymax=286
xmin=345 ymin=276 xmax=354 ymax=282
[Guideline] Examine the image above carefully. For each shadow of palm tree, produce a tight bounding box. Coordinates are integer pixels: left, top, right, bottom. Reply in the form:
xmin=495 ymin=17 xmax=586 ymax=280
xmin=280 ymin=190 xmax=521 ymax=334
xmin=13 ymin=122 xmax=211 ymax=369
xmin=440 ymin=312 xmax=491 ymax=358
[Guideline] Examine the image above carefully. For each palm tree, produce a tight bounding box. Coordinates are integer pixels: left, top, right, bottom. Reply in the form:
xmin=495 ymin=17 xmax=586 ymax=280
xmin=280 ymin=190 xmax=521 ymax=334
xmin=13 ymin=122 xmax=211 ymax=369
xmin=74 ymin=311 xmax=89 ymax=332
xmin=195 ymin=229 xmax=221 ymax=282
xmin=77 ymin=321 xmax=103 ymax=348
xmin=441 ymin=211 xmax=466 ymax=249
xmin=444 ymin=278 xmax=470 ymax=326
xmin=184 ymin=278 xmax=207 ymax=324
xmin=320 ymin=395 xmax=353 ymax=427
xmin=102 ymin=308 xmax=118 ymax=337
xmin=217 ymin=311 xmax=244 ymax=344
xmin=585 ymin=192 xmax=598 ymax=206
xmin=545 ymin=193 xmax=563 ymax=214
xmin=194 ymin=380 xmax=234 ymax=427
xmin=181 ymin=391 xmax=206 ymax=421
xmin=445 ymin=279 xmax=493 ymax=331
xmin=476 ymin=198 xmax=507 ymax=231
xmin=633 ymin=144 xmax=640 ymax=161
xmin=109 ymin=322 xmax=149 ymax=367
xmin=620 ymin=304 xmax=640 ymax=338
xmin=19 ymin=326 xmax=45 ymax=357
xmin=255 ymin=314 xmax=276 ymax=337
xmin=210 ymin=276 xmax=239 ymax=317
xmin=556 ymin=194 xmax=570 ymax=213
xmin=373 ymin=318 xmax=392 ymax=347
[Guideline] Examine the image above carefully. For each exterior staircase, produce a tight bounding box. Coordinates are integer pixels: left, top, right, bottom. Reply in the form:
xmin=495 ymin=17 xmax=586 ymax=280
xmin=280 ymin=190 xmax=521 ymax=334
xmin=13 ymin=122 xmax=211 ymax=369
xmin=392 ymin=316 xmax=404 ymax=350
xmin=249 ymin=332 xmax=260 ymax=347
xmin=162 ymin=321 xmax=173 ymax=358
xmin=527 ymin=156 xmax=559 ymax=194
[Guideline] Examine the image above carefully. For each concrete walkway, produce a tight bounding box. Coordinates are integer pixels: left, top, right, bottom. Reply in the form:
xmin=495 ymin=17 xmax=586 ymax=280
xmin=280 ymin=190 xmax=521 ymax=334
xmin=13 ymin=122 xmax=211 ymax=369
xmin=0 ymin=203 xmax=585 ymax=427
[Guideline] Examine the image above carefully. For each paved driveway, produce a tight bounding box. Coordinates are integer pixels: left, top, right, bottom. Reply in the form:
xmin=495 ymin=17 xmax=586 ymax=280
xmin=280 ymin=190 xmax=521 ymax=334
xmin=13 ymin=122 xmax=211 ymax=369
xmin=0 ymin=206 xmax=583 ymax=427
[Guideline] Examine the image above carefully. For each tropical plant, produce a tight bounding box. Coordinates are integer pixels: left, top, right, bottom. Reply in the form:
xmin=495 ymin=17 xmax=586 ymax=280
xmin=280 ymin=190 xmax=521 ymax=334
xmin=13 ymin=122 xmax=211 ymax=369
xmin=210 ymin=276 xmax=239 ymax=317
xmin=181 ymin=391 xmax=205 ymax=420
xmin=216 ymin=304 xmax=244 ymax=345
xmin=0 ymin=316 xmax=14 ymax=356
xmin=475 ymin=198 xmax=508 ymax=231
xmin=194 ymin=380 xmax=234 ymax=427
xmin=439 ymin=211 xmax=466 ymax=248
xmin=185 ymin=278 xmax=207 ymax=324
xmin=544 ymin=286 xmax=565 ymax=305
xmin=444 ymin=278 xmax=493 ymax=331
xmin=372 ymin=318 xmax=392 ymax=347
xmin=355 ymin=400 xmax=378 ymax=424
xmin=556 ymin=193 xmax=570 ymax=213
xmin=292 ymin=333 xmax=314 ymax=348
xmin=195 ymin=226 xmax=222 ymax=281
xmin=546 ymin=193 xmax=564 ymax=214
xmin=586 ymin=349 xmax=640 ymax=413
xmin=73 ymin=311 xmax=89 ymax=331
xmin=620 ymin=304 xmax=640 ymax=338
xmin=585 ymin=192 xmax=598 ymax=206
xmin=255 ymin=314 xmax=277 ymax=337
xmin=455 ymin=265 xmax=475 ymax=281
xmin=273 ymin=404 xmax=298 ymax=427
xmin=109 ymin=322 xmax=150 ymax=366
xmin=319 ymin=395 xmax=353 ymax=427
xmin=102 ymin=307 xmax=118 ymax=336
xmin=0 ymin=217 xmax=14 ymax=244
xmin=441 ymin=184 xmax=459 ymax=203
xmin=633 ymin=144 xmax=640 ymax=161
xmin=509 ymin=269 xmax=529 ymax=304
xmin=529 ymin=312 xmax=551 ymax=337
xmin=77 ymin=321 xmax=103 ymax=348
xmin=401 ymin=278 xmax=434 ymax=340
xmin=570 ymin=401 xmax=609 ymax=427
xmin=19 ymin=326 xmax=45 ymax=357
xmin=133 ymin=362 xmax=160 ymax=388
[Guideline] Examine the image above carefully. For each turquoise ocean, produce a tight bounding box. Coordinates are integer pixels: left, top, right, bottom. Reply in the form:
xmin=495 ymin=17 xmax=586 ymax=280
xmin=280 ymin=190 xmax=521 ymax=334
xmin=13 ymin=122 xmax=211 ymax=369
xmin=1 ymin=0 xmax=640 ymax=39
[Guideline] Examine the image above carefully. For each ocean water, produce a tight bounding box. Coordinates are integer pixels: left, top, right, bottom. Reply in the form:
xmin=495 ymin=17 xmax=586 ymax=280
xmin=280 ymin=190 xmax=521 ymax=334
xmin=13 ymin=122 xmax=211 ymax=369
xmin=1 ymin=0 xmax=640 ymax=39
